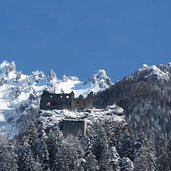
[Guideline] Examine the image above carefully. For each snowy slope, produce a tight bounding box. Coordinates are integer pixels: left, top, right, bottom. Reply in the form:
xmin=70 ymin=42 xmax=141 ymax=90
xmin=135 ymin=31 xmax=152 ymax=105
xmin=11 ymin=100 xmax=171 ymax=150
xmin=0 ymin=60 xmax=113 ymax=138
xmin=47 ymin=69 xmax=112 ymax=97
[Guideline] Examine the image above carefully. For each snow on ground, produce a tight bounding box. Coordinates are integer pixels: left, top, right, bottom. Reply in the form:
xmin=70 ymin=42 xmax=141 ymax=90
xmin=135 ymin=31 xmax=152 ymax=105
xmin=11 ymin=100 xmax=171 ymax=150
xmin=39 ymin=104 xmax=125 ymax=130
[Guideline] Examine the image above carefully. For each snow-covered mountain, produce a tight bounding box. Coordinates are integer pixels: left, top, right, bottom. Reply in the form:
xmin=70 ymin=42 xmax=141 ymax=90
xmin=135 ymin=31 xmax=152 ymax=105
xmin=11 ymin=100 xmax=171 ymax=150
xmin=129 ymin=63 xmax=171 ymax=81
xmin=1 ymin=60 xmax=171 ymax=170
xmin=92 ymin=62 xmax=171 ymax=171
xmin=0 ymin=60 xmax=113 ymax=138
xmin=3 ymin=60 xmax=171 ymax=139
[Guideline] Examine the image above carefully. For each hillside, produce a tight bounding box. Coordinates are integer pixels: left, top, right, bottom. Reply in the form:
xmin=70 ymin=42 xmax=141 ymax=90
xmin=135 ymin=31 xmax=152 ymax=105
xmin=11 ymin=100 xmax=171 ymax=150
xmin=95 ymin=63 xmax=171 ymax=170
xmin=0 ymin=61 xmax=171 ymax=170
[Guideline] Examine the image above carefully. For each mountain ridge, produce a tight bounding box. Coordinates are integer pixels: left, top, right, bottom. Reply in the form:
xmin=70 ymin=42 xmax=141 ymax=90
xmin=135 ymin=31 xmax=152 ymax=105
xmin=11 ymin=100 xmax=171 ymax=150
xmin=1 ymin=60 xmax=171 ymax=170
xmin=0 ymin=60 xmax=113 ymax=138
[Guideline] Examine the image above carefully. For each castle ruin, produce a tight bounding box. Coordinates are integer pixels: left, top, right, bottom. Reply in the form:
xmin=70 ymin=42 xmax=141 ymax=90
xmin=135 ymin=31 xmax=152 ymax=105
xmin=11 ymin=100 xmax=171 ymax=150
xmin=40 ymin=90 xmax=93 ymax=111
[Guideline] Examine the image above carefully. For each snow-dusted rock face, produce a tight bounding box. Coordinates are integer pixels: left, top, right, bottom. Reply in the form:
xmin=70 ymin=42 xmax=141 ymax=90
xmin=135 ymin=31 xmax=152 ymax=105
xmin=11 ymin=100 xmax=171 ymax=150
xmin=0 ymin=60 xmax=16 ymax=79
xmin=38 ymin=103 xmax=125 ymax=131
xmin=0 ymin=60 xmax=113 ymax=138
xmin=130 ymin=63 xmax=171 ymax=81
xmin=86 ymin=69 xmax=112 ymax=89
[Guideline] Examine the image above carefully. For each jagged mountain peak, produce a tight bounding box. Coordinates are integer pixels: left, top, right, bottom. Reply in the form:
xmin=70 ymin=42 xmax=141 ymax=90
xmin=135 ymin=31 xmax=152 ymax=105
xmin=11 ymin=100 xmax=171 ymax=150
xmin=0 ymin=60 xmax=16 ymax=79
xmin=0 ymin=61 xmax=113 ymax=95
xmin=86 ymin=69 xmax=112 ymax=89
xmin=48 ymin=69 xmax=58 ymax=81
xmin=0 ymin=60 xmax=16 ymax=69
xmin=31 ymin=70 xmax=45 ymax=82
xmin=130 ymin=63 xmax=171 ymax=81
xmin=89 ymin=69 xmax=110 ymax=83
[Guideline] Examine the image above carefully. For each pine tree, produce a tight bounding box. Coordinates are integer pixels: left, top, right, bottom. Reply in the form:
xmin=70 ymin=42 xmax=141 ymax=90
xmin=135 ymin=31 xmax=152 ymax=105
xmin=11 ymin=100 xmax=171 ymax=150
xmin=0 ymin=142 xmax=18 ymax=171
xmin=134 ymin=144 xmax=156 ymax=171
xmin=18 ymin=140 xmax=43 ymax=171
xmin=84 ymin=138 xmax=99 ymax=171
xmin=90 ymin=122 xmax=108 ymax=161
xmin=98 ymin=143 xmax=110 ymax=171
xmin=158 ymin=140 xmax=171 ymax=171
xmin=89 ymin=122 xmax=111 ymax=170
xmin=85 ymin=151 xmax=99 ymax=171
xmin=52 ymin=135 xmax=84 ymax=171
xmin=36 ymin=128 xmax=50 ymax=171
xmin=46 ymin=126 xmax=63 ymax=170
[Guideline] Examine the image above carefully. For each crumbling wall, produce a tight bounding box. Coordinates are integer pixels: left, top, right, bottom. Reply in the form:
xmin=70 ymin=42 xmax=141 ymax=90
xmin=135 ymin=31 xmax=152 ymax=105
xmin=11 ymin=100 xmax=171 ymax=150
xmin=40 ymin=90 xmax=93 ymax=110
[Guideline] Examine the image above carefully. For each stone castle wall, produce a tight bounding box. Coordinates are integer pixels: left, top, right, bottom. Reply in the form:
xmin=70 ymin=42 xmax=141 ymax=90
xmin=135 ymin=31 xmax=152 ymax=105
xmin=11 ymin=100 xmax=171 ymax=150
xmin=40 ymin=90 xmax=93 ymax=110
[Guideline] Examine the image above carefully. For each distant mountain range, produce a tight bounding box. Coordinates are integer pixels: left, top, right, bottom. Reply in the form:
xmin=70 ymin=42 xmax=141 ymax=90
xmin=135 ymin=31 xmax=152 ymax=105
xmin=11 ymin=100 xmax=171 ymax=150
xmin=1 ymin=60 xmax=171 ymax=170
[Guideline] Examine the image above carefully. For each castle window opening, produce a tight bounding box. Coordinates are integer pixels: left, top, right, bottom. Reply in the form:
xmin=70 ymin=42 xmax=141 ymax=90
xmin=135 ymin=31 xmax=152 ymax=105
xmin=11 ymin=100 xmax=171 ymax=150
xmin=47 ymin=102 xmax=50 ymax=106
xmin=60 ymin=95 xmax=63 ymax=98
xmin=66 ymin=95 xmax=69 ymax=98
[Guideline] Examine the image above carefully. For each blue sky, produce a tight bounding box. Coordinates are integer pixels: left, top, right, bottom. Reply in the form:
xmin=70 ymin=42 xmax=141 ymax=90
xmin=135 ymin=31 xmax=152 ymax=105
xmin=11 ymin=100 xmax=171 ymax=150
xmin=0 ymin=1 xmax=171 ymax=81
